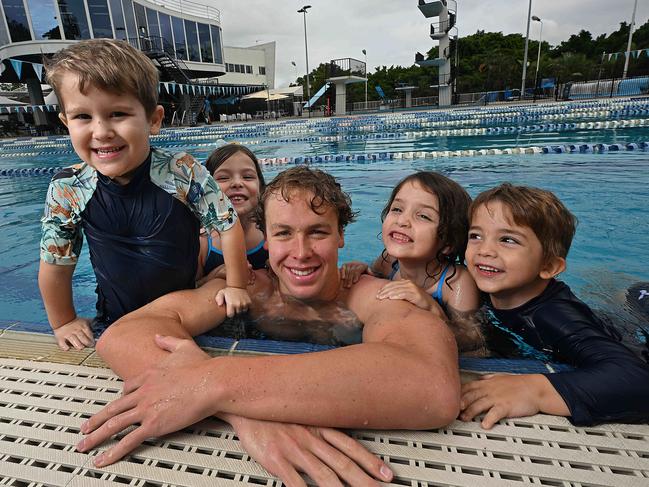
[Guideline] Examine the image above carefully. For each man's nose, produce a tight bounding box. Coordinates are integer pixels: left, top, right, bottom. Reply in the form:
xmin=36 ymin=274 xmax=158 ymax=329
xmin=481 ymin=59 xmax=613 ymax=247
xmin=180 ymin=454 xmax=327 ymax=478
xmin=293 ymin=235 xmax=312 ymax=259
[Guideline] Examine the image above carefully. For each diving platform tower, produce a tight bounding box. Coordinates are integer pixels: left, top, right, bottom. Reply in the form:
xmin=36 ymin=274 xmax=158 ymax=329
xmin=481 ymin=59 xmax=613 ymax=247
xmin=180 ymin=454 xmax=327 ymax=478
xmin=416 ymin=0 xmax=457 ymax=107
xmin=325 ymin=58 xmax=367 ymax=116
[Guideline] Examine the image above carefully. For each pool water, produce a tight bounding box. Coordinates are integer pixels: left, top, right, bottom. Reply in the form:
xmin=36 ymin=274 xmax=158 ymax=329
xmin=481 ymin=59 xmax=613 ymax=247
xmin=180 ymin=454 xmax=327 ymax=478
xmin=1 ymin=101 xmax=647 ymax=351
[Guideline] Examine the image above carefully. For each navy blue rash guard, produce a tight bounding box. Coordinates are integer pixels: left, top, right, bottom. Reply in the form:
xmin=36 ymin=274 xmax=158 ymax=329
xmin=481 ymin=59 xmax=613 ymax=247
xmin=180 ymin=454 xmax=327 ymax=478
xmin=486 ymin=279 xmax=649 ymax=426
xmin=82 ymin=154 xmax=199 ymax=325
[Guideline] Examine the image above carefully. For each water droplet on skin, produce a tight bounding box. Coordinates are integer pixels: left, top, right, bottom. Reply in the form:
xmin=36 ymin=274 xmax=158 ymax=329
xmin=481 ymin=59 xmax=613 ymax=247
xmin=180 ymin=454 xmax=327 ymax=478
xmin=363 ymin=419 xmax=369 ymax=426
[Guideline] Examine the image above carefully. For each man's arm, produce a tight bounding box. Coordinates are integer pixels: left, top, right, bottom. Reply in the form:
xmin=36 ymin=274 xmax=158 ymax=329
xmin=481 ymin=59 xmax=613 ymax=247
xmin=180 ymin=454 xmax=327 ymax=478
xmin=96 ymin=274 xmax=459 ymax=429
xmin=96 ymin=277 xmax=228 ymax=378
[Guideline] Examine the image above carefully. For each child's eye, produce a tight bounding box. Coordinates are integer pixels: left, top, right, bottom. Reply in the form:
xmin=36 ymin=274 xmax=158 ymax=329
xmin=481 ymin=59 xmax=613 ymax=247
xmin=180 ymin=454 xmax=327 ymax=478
xmin=215 ymin=176 xmax=229 ymax=181
xmin=72 ymin=113 xmax=91 ymax=120
xmin=468 ymin=232 xmax=481 ymax=240
xmin=418 ymin=213 xmax=432 ymax=222
xmin=243 ymin=175 xmax=256 ymax=181
xmin=390 ymin=206 xmax=402 ymax=213
xmin=111 ymin=111 xmax=128 ymax=117
xmin=501 ymin=236 xmax=520 ymax=245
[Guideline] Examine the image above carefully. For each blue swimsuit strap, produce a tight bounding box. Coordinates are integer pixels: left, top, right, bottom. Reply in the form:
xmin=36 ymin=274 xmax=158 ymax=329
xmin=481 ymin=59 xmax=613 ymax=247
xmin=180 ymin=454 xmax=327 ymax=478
xmin=207 ymin=237 xmax=265 ymax=256
xmin=390 ymin=262 xmax=450 ymax=305
xmin=431 ymin=265 xmax=451 ymax=304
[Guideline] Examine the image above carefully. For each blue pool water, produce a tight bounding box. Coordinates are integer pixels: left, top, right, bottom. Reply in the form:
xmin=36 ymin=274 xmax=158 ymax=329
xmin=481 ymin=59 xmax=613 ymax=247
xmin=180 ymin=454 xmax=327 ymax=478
xmin=1 ymin=100 xmax=647 ymax=348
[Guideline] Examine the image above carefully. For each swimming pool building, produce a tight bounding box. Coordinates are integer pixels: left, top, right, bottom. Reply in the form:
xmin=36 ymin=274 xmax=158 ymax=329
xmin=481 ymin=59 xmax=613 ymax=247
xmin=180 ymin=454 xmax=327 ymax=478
xmin=0 ymin=0 xmax=275 ymax=125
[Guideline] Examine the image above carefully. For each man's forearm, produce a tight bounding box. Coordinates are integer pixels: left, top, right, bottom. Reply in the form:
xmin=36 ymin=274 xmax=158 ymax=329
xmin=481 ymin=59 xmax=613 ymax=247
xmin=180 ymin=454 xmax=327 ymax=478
xmin=200 ymin=341 xmax=459 ymax=430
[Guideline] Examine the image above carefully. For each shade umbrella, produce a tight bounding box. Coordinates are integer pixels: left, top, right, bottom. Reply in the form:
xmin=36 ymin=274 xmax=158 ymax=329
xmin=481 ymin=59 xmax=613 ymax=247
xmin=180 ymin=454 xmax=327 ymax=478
xmin=0 ymin=95 xmax=26 ymax=106
xmin=241 ymin=90 xmax=288 ymax=101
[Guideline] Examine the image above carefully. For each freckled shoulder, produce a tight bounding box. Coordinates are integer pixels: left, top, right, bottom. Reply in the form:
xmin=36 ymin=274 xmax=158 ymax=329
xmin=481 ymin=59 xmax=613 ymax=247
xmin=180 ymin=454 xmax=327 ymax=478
xmin=343 ymin=274 xmax=388 ymax=315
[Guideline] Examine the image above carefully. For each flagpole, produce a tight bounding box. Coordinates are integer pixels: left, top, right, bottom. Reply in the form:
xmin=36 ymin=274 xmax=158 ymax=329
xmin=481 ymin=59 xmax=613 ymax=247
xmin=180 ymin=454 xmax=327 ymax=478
xmin=623 ymin=0 xmax=638 ymax=79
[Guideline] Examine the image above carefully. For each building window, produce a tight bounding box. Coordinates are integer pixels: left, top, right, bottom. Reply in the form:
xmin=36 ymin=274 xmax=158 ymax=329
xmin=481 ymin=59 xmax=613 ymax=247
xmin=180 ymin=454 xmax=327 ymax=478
xmin=184 ymin=19 xmax=200 ymax=62
xmin=26 ymin=0 xmax=61 ymax=40
xmin=133 ymin=1 xmax=146 ymax=41
xmin=108 ymin=0 xmax=126 ymax=40
xmin=121 ymin=0 xmax=137 ymax=42
xmin=145 ymin=7 xmax=161 ymax=49
xmin=158 ymin=13 xmax=173 ymax=55
xmin=88 ymin=0 xmax=113 ymax=38
xmin=171 ymin=15 xmax=186 ymax=60
xmin=259 ymin=66 xmax=266 ymax=75
xmin=57 ymin=0 xmax=91 ymax=40
xmin=210 ymin=24 xmax=223 ymax=64
xmin=0 ymin=7 xmax=10 ymax=45
xmin=197 ymin=23 xmax=212 ymax=63
xmin=3 ymin=0 xmax=32 ymax=42
xmin=245 ymin=65 xmax=252 ymax=74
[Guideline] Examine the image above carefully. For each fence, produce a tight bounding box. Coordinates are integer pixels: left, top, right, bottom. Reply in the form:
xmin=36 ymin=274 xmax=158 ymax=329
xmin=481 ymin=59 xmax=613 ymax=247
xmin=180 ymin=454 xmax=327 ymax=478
xmin=563 ymin=76 xmax=649 ymax=100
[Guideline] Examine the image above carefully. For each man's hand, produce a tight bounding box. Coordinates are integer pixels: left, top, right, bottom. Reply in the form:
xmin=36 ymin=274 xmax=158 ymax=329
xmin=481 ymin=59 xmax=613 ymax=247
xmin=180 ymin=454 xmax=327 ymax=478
xmin=460 ymin=373 xmax=567 ymax=429
xmin=224 ymin=413 xmax=393 ymax=487
xmin=216 ymin=286 xmax=251 ymax=317
xmin=340 ymin=262 xmax=370 ymax=289
xmin=375 ymin=280 xmax=436 ymax=312
xmin=76 ymin=335 xmax=214 ymax=466
xmin=53 ymin=317 xmax=94 ymax=351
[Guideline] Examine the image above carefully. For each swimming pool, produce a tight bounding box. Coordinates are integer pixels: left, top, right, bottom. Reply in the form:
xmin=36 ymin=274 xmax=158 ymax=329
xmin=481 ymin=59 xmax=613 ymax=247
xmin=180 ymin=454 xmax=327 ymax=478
xmin=1 ymin=98 xmax=647 ymax=351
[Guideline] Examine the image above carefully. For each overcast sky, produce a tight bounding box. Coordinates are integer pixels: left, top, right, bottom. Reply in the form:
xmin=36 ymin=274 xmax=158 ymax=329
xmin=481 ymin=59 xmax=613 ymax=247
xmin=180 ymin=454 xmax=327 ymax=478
xmin=216 ymin=0 xmax=649 ymax=88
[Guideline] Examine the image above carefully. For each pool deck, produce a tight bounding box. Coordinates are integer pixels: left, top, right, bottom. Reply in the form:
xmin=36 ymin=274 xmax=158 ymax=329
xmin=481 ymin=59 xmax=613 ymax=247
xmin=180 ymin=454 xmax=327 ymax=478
xmin=1 ymin=330 xmax=648 ymax=486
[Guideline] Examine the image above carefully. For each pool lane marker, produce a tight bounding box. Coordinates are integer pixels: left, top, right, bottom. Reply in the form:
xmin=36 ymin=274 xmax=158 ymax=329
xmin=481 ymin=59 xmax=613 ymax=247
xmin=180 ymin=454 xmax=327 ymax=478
xmin=2 ymin=141 xmax=647 ymax=176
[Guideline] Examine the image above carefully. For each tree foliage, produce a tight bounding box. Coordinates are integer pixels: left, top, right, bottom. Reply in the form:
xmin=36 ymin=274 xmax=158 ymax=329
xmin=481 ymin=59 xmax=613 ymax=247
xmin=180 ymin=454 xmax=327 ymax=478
xmin=293 ymin=19 xmax=649 ymax=104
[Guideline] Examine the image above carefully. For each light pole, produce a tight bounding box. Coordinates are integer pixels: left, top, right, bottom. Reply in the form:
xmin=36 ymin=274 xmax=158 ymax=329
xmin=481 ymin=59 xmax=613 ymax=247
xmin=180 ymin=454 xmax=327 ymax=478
xmin=520 ymin=0 xmax=533 ymax=99
xmin=532 ymin=15 xmax=543 ymax=99
xmin=297 ymin=5 xmax=312 ymax=117
xmin=291 ymin=61 xmax=298 ymax=84
xmin=362 ymin=49 xmax=367 ymax=110
xmin=623 ymin=0 xmax=638 ymax=79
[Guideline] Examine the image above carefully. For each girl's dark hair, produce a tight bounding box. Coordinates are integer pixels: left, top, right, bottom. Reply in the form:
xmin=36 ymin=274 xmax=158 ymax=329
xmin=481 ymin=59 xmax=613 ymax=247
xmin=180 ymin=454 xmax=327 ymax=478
xmin=205 ymin=143 xmax=266 ymax=190
xmin=381 ymin=171 xmax=472 ymax=288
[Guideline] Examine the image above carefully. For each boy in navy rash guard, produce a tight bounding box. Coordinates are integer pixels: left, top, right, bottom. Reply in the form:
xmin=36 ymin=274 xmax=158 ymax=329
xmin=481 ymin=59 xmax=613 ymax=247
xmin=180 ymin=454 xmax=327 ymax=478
xmin=461 ymin=183 xmax=649 ymax=427
xmin=39 ymin=39 xmax=250 ymax=351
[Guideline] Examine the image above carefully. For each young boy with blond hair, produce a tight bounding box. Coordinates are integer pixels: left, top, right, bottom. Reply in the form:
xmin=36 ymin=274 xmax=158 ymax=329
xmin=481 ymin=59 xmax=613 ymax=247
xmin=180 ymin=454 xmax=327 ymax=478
xmin=462 ymin=183 xmax=649 ymax=426
xmin=39 ymin=39 xmax=250 ymax=351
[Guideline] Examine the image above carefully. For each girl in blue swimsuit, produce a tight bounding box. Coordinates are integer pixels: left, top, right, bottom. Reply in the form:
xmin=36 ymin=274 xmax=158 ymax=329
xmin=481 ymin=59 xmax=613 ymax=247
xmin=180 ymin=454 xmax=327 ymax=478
xmin=342 ymin=172 xmax=479 ymax=318
xmin=197 ymin=144 xmax=268 ymax=285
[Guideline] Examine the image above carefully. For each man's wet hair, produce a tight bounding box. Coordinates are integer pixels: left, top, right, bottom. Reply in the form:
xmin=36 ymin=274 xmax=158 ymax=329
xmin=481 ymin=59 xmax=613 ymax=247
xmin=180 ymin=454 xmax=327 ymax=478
xmin=469 ymin=183 xmax=577 ymax=261
xmin=255 ymin=166 xmax=356 ymax=234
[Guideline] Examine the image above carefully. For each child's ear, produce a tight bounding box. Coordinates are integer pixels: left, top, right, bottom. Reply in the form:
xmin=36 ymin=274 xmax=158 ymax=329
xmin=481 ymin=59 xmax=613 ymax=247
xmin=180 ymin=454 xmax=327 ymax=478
xmin=149 ymin=105 xmax=164 ymax=135
xmin=539 ymin=256 xmax=566 ymax=280
xmin=58 ymin=112 xmax=68 ymax=127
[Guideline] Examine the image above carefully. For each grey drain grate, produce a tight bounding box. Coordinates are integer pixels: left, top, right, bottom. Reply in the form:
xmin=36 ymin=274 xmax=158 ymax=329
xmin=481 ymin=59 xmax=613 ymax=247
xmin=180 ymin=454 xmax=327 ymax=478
xmin=1 ymin=358 xmax=649 ymax=486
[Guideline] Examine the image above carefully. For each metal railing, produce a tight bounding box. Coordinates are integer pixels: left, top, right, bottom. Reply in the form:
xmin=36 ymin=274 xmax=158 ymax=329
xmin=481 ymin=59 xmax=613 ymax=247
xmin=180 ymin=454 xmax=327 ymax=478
xmin=143 ymin=0 xmax=220 ymax=23
xmin=564 ymin=76 xmax=649 ymax=100
xmin=328 ymin=58 xmax=366 ymax=79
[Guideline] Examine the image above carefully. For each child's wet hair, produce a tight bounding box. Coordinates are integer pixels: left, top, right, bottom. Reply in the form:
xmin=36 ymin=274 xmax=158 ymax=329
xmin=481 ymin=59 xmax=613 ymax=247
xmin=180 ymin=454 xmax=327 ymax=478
xmin=205 ymin=143 xmax=266 ymax=190
xmin=469 ymin=183 xmax=577 ymax=260
xmin=44 ymin=39 xmax=160 ymax=117
xmin=382 ymin=171 xmax=472 ymax=285
xmin=256 ymin=166 xmax=356 ymax=234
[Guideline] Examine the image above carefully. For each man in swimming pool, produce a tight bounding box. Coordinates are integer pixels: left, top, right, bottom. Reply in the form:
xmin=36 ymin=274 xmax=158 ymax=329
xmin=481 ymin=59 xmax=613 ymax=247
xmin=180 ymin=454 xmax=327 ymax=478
xmin=77 ymin=166 xmax=460 ymax=485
